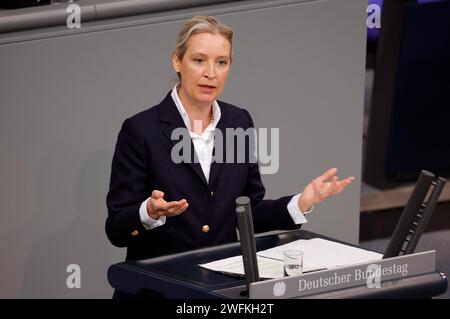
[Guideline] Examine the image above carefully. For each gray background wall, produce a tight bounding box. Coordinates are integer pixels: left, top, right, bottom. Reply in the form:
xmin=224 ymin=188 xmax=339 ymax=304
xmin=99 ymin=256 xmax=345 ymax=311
xmin=0 ymin=0 xmax=367 ymax=298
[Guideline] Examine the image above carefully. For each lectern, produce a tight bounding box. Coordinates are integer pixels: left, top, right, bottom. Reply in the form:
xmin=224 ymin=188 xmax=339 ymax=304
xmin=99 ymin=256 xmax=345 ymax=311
xmin=108 ymin=229 xmax=447 ymax=299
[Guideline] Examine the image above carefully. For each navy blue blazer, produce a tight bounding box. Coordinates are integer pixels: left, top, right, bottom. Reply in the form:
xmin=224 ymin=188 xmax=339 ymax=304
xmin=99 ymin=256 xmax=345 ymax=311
xmin=106 ymin=92 xmax=299 ymax=261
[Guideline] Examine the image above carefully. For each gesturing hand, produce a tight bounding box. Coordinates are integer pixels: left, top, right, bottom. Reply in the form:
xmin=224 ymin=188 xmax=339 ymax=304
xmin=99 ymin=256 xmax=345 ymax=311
xmin=146 ymin=190 xmax=189 ymax=220
xmin=298 ymin=167 xmax=354 ymax=212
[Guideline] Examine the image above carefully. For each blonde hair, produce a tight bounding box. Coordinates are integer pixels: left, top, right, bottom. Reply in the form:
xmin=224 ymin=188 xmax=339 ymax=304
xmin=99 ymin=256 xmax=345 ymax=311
xmin=173 ymin=16 xmax=233 ymax=79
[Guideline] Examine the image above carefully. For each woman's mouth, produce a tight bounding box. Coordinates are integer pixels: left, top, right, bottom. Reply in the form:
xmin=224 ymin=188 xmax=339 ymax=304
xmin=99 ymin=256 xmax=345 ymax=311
xmin=198 ymin=84 xmax=216 ymax=93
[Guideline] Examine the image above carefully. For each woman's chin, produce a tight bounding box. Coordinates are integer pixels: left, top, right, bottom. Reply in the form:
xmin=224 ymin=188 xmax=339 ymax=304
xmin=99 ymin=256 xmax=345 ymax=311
xmin=195 ymin=94 xmax=217 ymax=104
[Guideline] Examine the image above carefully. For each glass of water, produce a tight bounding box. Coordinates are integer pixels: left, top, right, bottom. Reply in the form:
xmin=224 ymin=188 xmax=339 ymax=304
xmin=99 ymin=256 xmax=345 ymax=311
xmin=283 ymin=250 xmax=303 ymax=277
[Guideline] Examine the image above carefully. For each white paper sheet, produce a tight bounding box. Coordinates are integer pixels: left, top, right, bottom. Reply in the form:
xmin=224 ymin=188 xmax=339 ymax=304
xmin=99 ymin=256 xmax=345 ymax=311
xmin=199 ymin=255 xmax=323 ymax=279
xmin=199 ymin=255 xmax=284 ymax=279
xmin=257 ymin=238 xmax=383 ymax=269
xmin=199 ymin=238 xmax=381 ymax=279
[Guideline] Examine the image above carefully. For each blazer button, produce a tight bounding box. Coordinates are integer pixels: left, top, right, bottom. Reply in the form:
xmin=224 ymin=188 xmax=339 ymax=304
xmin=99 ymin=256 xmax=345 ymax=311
xmin=210 ymin=191 xmax=214 ymax=196
xmin=131 ymin=230 xmax=139 ymax=237
xmin=202 ymin=225 xmax=210 ymax=233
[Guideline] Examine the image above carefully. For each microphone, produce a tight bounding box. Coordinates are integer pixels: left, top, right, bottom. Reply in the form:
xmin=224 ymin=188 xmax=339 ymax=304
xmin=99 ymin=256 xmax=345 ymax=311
xmin=235 ymin=196 xmax=259 ymax=293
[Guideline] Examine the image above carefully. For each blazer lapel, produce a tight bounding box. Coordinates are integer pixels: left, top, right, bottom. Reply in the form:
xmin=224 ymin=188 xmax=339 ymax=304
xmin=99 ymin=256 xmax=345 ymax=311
xmin=208 ymin=102 xmax=228 ymax=188
xmin=159 ymin=92 xmax=209 ymax=188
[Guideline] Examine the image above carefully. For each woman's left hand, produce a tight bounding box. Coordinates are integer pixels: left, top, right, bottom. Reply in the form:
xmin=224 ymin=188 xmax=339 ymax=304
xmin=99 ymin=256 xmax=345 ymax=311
xmin=298 ymin=167 xmax=354 ymax=212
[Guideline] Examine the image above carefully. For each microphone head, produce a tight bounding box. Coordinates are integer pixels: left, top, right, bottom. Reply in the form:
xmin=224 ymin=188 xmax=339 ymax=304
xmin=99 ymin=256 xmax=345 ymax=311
xmin=235 ymin=196 xmax=250 ymax=207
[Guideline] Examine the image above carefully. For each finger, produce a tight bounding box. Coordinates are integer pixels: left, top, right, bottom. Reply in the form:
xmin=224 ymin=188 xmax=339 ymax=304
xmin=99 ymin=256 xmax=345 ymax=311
xmin=345 ymin=176 xmax=355 ymax=184
xmin=340 ymin=176 xmax=354 ymax=187
xmin=167 ymin=199 xmax=187 ymax=206
xmin=335 ymin=182 xmax=349 ymax=194
xmin=175 ymin=202 xmax=189 ymax=215
xmin=164 ymin=200 xmax=183 ymax=211
xmin=333 ymin=177 xmax=353 ymax=194
xmin=316 ymin=167 xmax=338 ymax=183
xmin=332 ymin=181 xmax=344 ymax=195
xmin=173 ymin=199 xmax=188 ymax=211
xmin=162 ymin=198 xmax=186 ymax=206
xmin=151 ymin=190 xmax=164 ymax=199
xmin=167 ymin=201 xmax=187 ymax=215
xmin=329 ymin=176 xmax=338 ymax=194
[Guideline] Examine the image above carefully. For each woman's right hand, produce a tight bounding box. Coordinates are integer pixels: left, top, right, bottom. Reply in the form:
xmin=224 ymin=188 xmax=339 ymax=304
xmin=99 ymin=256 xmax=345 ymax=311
xmin=146 ymin=190 xmax=189 ymax=220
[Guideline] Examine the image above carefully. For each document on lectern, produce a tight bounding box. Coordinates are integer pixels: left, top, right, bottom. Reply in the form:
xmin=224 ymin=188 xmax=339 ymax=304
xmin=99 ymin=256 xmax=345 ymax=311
xmin=258 ymin=238 xmax=383 ymax=269
xmin=199 ymin=238 xmax=383 ymax=279
xmin=199 ymin=255 xmax=285 ymax=279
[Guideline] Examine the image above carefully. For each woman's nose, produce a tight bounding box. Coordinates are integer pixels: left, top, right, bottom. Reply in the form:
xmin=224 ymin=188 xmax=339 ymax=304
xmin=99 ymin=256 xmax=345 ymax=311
xmin=204 ymin=63 xmax=216 ymax=78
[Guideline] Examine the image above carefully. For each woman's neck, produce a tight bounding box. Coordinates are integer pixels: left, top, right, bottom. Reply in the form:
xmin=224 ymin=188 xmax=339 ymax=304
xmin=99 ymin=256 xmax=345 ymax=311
xmin=178 ymin=87 xmax=213 ymax=134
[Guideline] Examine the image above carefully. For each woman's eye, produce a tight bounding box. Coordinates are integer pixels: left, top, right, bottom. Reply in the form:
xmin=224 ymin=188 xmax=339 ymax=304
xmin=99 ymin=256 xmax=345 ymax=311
xmin=218 ymin=60 xmax=228 ymax=66
xmin=194 ymin=58 xmax=204 ymax=63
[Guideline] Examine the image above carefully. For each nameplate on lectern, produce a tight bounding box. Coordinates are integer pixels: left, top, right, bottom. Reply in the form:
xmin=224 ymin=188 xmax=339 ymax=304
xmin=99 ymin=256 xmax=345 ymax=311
xmin=249 ymin=250 xmax=436 ymax=298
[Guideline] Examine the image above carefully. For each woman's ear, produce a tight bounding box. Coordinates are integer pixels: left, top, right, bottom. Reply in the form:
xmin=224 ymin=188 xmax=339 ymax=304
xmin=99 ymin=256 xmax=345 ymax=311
xmin=172 ymin=54 xmax=181 ymax=73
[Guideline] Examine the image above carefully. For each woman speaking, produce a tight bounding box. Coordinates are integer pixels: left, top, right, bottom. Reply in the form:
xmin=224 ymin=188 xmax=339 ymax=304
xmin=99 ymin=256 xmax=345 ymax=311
xmin=106 ymin=15 xmax=353 ymax=277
